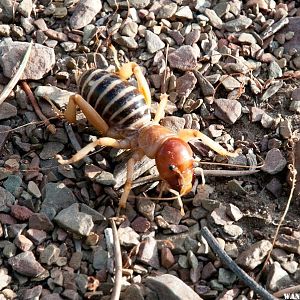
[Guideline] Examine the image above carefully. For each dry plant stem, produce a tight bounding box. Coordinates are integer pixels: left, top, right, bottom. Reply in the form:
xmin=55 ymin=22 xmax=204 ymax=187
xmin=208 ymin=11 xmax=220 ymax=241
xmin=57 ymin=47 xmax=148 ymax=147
xmin=273 ymin=284 xmax=300 ymax=298
xmin=20 ymin=81 xmax=56 ymax=134
xmin=110 ymin=218 xmax=122 ymax=300
xmin=201 ymin=227 xmax=277 ymax=300
xmin=0 ymin=41 xmax=32 ymax=106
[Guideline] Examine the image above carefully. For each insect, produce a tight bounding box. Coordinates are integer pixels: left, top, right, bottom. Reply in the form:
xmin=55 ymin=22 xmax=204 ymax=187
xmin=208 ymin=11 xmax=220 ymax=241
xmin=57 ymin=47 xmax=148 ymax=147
xmin=57 ymin=48 xmax=240 ymax=215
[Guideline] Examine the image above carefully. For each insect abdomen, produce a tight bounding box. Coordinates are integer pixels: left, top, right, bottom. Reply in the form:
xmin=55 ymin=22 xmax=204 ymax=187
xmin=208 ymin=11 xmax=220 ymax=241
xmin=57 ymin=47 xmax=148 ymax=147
xmin=78 ymin=69 xmax=151 ymax=130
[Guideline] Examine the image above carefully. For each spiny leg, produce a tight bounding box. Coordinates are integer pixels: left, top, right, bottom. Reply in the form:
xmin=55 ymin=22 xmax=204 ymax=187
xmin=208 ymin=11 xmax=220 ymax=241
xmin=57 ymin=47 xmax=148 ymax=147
xmin=118 ymin=150 xmax=144 ymax=215
xmin=168 ymin=188 xmax=185 ymax=216
xmin=65 ymin=94 xmax=109 ymax=135
xmin=178 ymin=129 xmax=240 ymax=157
xmin=153 ymin=93 xmax=168 ymax=123
xmin=58 ymin=137 xmax=131 ymax=165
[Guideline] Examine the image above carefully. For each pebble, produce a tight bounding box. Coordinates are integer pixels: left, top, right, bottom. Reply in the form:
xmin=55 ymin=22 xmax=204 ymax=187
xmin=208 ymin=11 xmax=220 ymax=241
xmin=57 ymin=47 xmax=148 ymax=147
xmin=161 ymin=247 xmax=175 ymax=269
xmin=0 ymin=0 xmax=14 ymax=22
xmin=0 ymin=268 xmax=11 ymax=290
xmin=157 ymin=3 xmax=177 ymax=19
xmin=118 ymin=226 xmax=140 ymax=247
xmin=224 ymin=15 xmax=252 ymax=32
xmin=168 ymin=45 xmax=198 ymax=71
xmin=176 ymin=72 xmax=197 ymax=98
xmin=29 ymin=213 xmax=54 ymax=232
xmin=223 ymin=224 xmax=243 ymax=239
xmin=131 ymin=217 xmax=150 ymax=233
xmin=27 ymin=229 xmax=47 ymax=245
xmin=175 ymin=6 xmax=193 ymax=20
xmin=261 ymin=148 xmax=287 ymax=174
xmin=69 ymin=0 xmax=102 ymax=30
xmin=204 ymin=9 xmax=223 ymax=29
xmin=40 ymin=244 xmax=60 ymax=265
xmin=84 ymin=165 xmax=116 ymax=186
xmin=160 ymin=116 xmax=186 ymax=132
xmin=0 ymin=103 xmax=17 ymax=121
xmin=0 ymin=24 xmax=10 ymax=36
xmin=137 ymin=237 xmax=160 ymax=269
xmin=145 ymin=30 xmax=165 ymax=54
xmin=214 ymin=98 xmax=242 ymax=124
xmin=54 ymin=203 xmax=94 ymax=237
xmin=218 ymin=268 xmax=237 ymax=286
xmin=0 ymin=187 xmax=15 ymax=212
xmin=115 ymin=36 xmax=138 ymax=50
xmin=160 ymin=206 xmax=182 ymax=225
xmin=137 ymin=199 xmax=155 ymax=221
xmin=236 ymin=240 xmax=272 ymax=270
xmin=40 ymin=183 xmax=77 ymax=219
xmin=18 ymin=0 xmax=33 ymax=18
xmin=27 ymin=181 xmax=41 ymax=198
xmin=275 ymin=234 xmax=300 ymax=255
xmin=0 ymin=42 xmax=55 ymax=80
xmin=266 ymin=261 xmax=292 ymax=292
xmin=0 ymin=125 xmax=10 ymax=151
xmin=10 ymin=205 xmax=34 ymax=221
xmin=21 ymin=285 xmax=43 ymax=300
xmin=144 ymin=274 xmax=202 ymax=300
xmin=14 ymin=234 xmax=33 ymax=251
xmin=8 ymin=251 xmax=45 ymax=277
xmin=226 ymin=204 xmax=243 ymax=221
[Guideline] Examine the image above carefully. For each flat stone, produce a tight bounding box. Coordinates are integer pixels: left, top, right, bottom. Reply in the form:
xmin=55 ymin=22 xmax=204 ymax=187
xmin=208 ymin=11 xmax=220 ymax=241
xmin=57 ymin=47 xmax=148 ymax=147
xmin=176 ymin=71 xmax=197 ymax=98
xmin=10 ymin=204 xmax=34 ymax=221
xmin=160 ymin=206 xmax=182 ymax=225
xmin=115 ymin=36 xmax=138 ymax=50
xmin=8 ymin=251 xmax=45 ymax=277
xmin=0 ymin=268 xmax=11 ymax=290
xmin=137 ymin=237 xmax=160 ymax=269
xmin=40 ymin=183 xmax=77 ymax=219
xmin=261 ymin=149 xmax=287 ymax=174
xmin=0 ymin=103 xmax=17 ymax=121
xmin=275 ymin=234 xmax=300 ymax=255
xmin=145 ymin=30 xmax=165 ymax=54
xmin=20 ymin=285 xmax=43 ymax=300
xmin=168 ymin=45 xmax=198 ymax=71
xmin=54 ymin=203 xmax=94 ymax=236
xmin=266 ymin=261 xmax=292 ymax=292
xmin=157 ymin=3 xmax=177 ymax=19
xmin=0 ymin=187 xmax=15 ymax=212
xmin=214 ymin=98 xmax=242 ymax=124
xmin=131 ymin=217 xmax=151 ymax=233
xmin=226 ymin=204 xmax=243 ymax=221
xmin=40 ymin=244 xmax=60 ymax=265
xmin=39 ymin=142 xmax=64 ymax=160
xmin=145 ymin=274 xmax=202 ymax=300
xmin=204 ymin=9 xmax=223 ymax=29
xmin=224 ymin=15 xmax=252 ymax=32
xmin=175 ymin=6 xmax=193 ymax=20
xmin=69 ymin=0 xmax=102 ymax=30
xmin=14 ymin=234 xmax=33 ymax=251
xmin=236 ymin=240 xmax=272 ymax=270
xmin=218 ymin=268 xmax=237 ymax=286
xmin=27 ymin=229 xmax=47 ymax=245
xmin=118 ymin=226 xmax=140 ymax=247
xmin=29 ymin=213 xmax=54 ymax=232
xmin=0 ymin=41 xmax=55 ymax=80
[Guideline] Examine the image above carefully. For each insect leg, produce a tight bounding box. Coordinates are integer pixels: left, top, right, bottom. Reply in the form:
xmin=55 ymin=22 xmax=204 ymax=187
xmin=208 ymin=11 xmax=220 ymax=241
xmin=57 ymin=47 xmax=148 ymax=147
xmin=153 ymin=93 xmax=168 ymax=123
xmin=118 ymin=150 xmax=144 ymax=213
xmin=65 ymin=94 xmax=109 ymax=135
xmin=57 ymin=137 xmax=131 ymax=165
xmin=168 ymin=188 xmax=185 ymax=216
xmin=178 ymin=129 xmax=240 ymax=157
xmin=116 ymin=62 xmax=152 ymax=107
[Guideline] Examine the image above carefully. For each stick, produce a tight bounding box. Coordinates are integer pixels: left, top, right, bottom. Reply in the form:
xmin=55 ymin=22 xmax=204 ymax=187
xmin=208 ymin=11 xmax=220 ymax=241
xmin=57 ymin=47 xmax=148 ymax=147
xmin=0 ymin=41 xmax=32 ymax=106
xmin=201 ymin=226 xmax=277 ymax=300
xmin=273 ymin=285 xmax=300 ymax=298
xmin=20 ymin=81 xmax=56 ymax=134
xmin=110 ymin=218 xmax=122 ymax=300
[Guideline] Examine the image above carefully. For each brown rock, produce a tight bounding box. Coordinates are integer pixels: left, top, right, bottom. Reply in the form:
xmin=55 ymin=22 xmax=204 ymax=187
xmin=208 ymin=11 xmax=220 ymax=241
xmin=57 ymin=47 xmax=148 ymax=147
xmin=14 ymin=235 xmax=33 ymax=251
xmin=214 ymin=98 xmax=242 ymax=124
xmin=29 ymin=213 xmax=54 ymax=232
xmin=131 ymin=217 xmax=151 ymax=233
xmin=275 ymin=234 xmax=300 ymax=255
xmin=10 ymin=205 xmax=34 ymax=221
xmin=161 ymin=247 xmax=175 ymax=269
xmin=168 ymin=45 xmax=198 ymax=71
xmin=137 ymin=237 xmax=160 ymax=269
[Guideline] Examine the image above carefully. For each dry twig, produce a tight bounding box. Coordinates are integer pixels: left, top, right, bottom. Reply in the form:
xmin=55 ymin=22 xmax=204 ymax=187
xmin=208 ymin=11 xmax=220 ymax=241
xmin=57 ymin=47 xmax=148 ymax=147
xmin=20 ymin=81 xmax=56 ymax=134
xmin=201 ymin=226 xmax=277 ymax=300
xmin=273 ymin=284 xmax=300 ymax=298
xmin=0 ymin=41 xmax=32 ymax=106
xmin=110 ymin=218 xmax=122 ymax=300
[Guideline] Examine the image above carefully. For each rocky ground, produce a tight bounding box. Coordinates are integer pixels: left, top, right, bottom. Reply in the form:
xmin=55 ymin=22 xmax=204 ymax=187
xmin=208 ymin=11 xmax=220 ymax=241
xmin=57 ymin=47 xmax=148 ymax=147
xmin=0 ymin=0 xmax=300 ymax=299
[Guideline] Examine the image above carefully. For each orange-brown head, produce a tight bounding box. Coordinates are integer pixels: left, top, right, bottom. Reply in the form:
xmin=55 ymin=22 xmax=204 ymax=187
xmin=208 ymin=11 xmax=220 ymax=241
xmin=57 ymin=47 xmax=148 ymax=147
xmin=155 ymin=137 xmax=194 ymax=195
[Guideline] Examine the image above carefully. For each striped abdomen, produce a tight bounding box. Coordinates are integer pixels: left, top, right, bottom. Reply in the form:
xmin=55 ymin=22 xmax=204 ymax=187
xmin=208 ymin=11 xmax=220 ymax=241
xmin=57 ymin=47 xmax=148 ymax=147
xmin=78 ymin=69 xmax=151 ymax=131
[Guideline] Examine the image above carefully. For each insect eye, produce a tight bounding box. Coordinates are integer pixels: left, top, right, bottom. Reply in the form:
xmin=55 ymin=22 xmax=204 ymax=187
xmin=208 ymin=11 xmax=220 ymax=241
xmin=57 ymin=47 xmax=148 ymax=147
xmin=168 ymin=164 xmax=176 ymax=171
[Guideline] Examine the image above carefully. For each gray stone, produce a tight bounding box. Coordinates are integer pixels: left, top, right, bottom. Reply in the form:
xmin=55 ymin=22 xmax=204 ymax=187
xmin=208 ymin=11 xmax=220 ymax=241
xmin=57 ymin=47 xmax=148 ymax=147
xmin=118 ymin=226 xmax=140 ymax=247
xmin=20 ymin=285 xmax=43 ymax=300
xmin=214 ymin=98 xmax=242 ymax=124
xmin=144 ymin=274 xmax=202 ymax=300
xmin=176 ymin=71 xmax=197 ymax=98
xmin=218 ymin=268 xmax=237 ymax=286
xmin=157 ymin=3 xmax=177 ymax=19
xmin=3 ymin=175 xmax=22 ymax=194
xmin=54 ymin=203 xmax=94 ymax=236
xmin=0 ymin=42 xmax=55 ymax=80
xmin=275 ymin=234 xmax=300 ymax=255
xmin=238 ymin=33 xmax=257 ymax=44
xmin=145 ymin=30 xmax=165 ymax=54
xmin=175 ymin=6 xmax=193 ymax=20
xmin=266 ymin=262 xmax=292 ymax=292
xmin=41 ymin=183 xmax=77 ymax=218
xmin=236 ymin=240 xmax=272 ymax=270
xmin=115 ymin=36 xmax=138 ymax=49
xmin=224 ymin=16 xmax=252 ymax=32
xmin=0 ymin=24 xmax=10 ymax=36
xmin=0 ymin=187 xmax=15 ymax=212
xmin=0 ymin=103 xmax=17 ymax=121
xmin=261 ymin=149 xmax=287 ymax=174
xmin=8 ymin=251 xmax=45 ymax=277
xmin=40 ymin=244 xmax=60 ymax=265
xmin=18 ymin=0 xmax=33 ymax=17
xmin=93 ymin=248 xmax=108 ymax=270
xmin=204 ymin=9 xmax=223 ymax=29
xmin=69 ymin=0 xmax=102 ymax=30
xmin=137 ymin=237 xmax=160 ymax=269
xmin=168 ymin=45 xmax=198 ymax=71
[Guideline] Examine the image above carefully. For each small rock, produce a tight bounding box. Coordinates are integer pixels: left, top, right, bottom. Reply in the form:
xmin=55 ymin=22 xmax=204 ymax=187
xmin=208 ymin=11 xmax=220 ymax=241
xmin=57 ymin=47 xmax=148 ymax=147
xmin=176 ymin=71 xmax=197 ymax=98
xmin=236 ymin=240 xmax=272 ymax=270
xmin=69 ymin=0 xmax=102 ymax=30
xmin=250 ymin=107 xmax=265 ymax=122
xmin=157 ymin=3 xmax=177 ymax=19
xmin=40 ymin=244 xmax=60 ymax=265
xmin=238 ymin=33 xmax=257 ymax=44
xmin=10 ymin=205 xmax=34 ymax=221
xmin=54 ymin=203 xmax=94 ymax=236
xmin=168 ymin=45 xmax=198 ymax=71
xmin=185 ymin=29 xmax=201 ymax=45
xmin=21 ymin=285 xmax=43 ymax=300
xmin=137 ymin=199 xmax=155 ymax=221
xmin=204 ymin=9 xmax=223 ymax=29
xmin=210 ymin=205 xmax=234 ymax=226
xmin=214 ymin=98 xmax=242 ymax=124
xmin=218 ymin=268 xmax=237 ymax=286
xmin=269 ymin=61 xmax=282 ymax=79
xmin=69 ymin=252 xmax=82 ymax=271
xmin=27 ymin=181 xmax=41 ymax=198
xmin=275 ymin=234 xmax=300 ymax=255
xmin=290 ymin=101 xmax=300 ymax=113
xmin=223 ymin=224 xmax=243 ymax=239
xmin=115 ymin=36 xmax=138 ymax=50
xmin=261 ymin=149 xmax=287 ymax=174
xmin=137 ymin=237 xmax=160 ymax=269
xmin=29 ymin=213 xmax=54 ymax=232
xmin=145 ymin=30 xmax=165 ymax=54
xmin=14 ymin=235 xmax=33 ymax=251
xmin=27 ymin=229 xmax=47 ymax=245
xmin=0 ymin=187 xmax=15 ymax=212
xmin=266 ymin=261 xmax=292 ymax=292
xmin=93 ymin=247 xmax=108 ymax=270
xmin=266 ymin=178 xmax=282 ymax=197
xmin=161 ymin=247 xmax=175 ymax=269
xmin=0 ymin=24 xmax=10 ymax=36
xmin=118 ymin=226 xmax=140 ymax=247
xmin=0 ymin=103 xmax=17 ymax=121
xmin=160 ymin=206 xmax=182 ymax=225
xmin=39 ymin=142 xmax=64 ymax=160
xmin=226 ymin=204 xmax=243 ymax=221
xmin=0 ymin=42 xmax=55 ymax=80
xmin=281 ymin=261 xmax=298 ymax=274
xmin=225 ymin=243 xmax=239 ymax=258
xmin=8 ymin=251 xmax=45 ymax=277
xmin=18 ymin=0 xmax=33 ymax=17
xmin=131 ymin=217 xmax=150 ymax=233
xmin=175 ymin=6 xmax=193 ymax=20
xmin=145 ymin=274 xmax=202 ymax=300
xmin=224 ymin=15 xmax=252 ymax=32
xmin=0 ymin=268 xmax=11 ymax=290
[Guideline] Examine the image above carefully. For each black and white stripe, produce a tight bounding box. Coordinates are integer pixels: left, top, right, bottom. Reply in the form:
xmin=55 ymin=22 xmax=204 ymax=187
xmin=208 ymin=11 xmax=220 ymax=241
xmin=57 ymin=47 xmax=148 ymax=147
xmin=78 ymin=69 xmax=151 ymax=130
